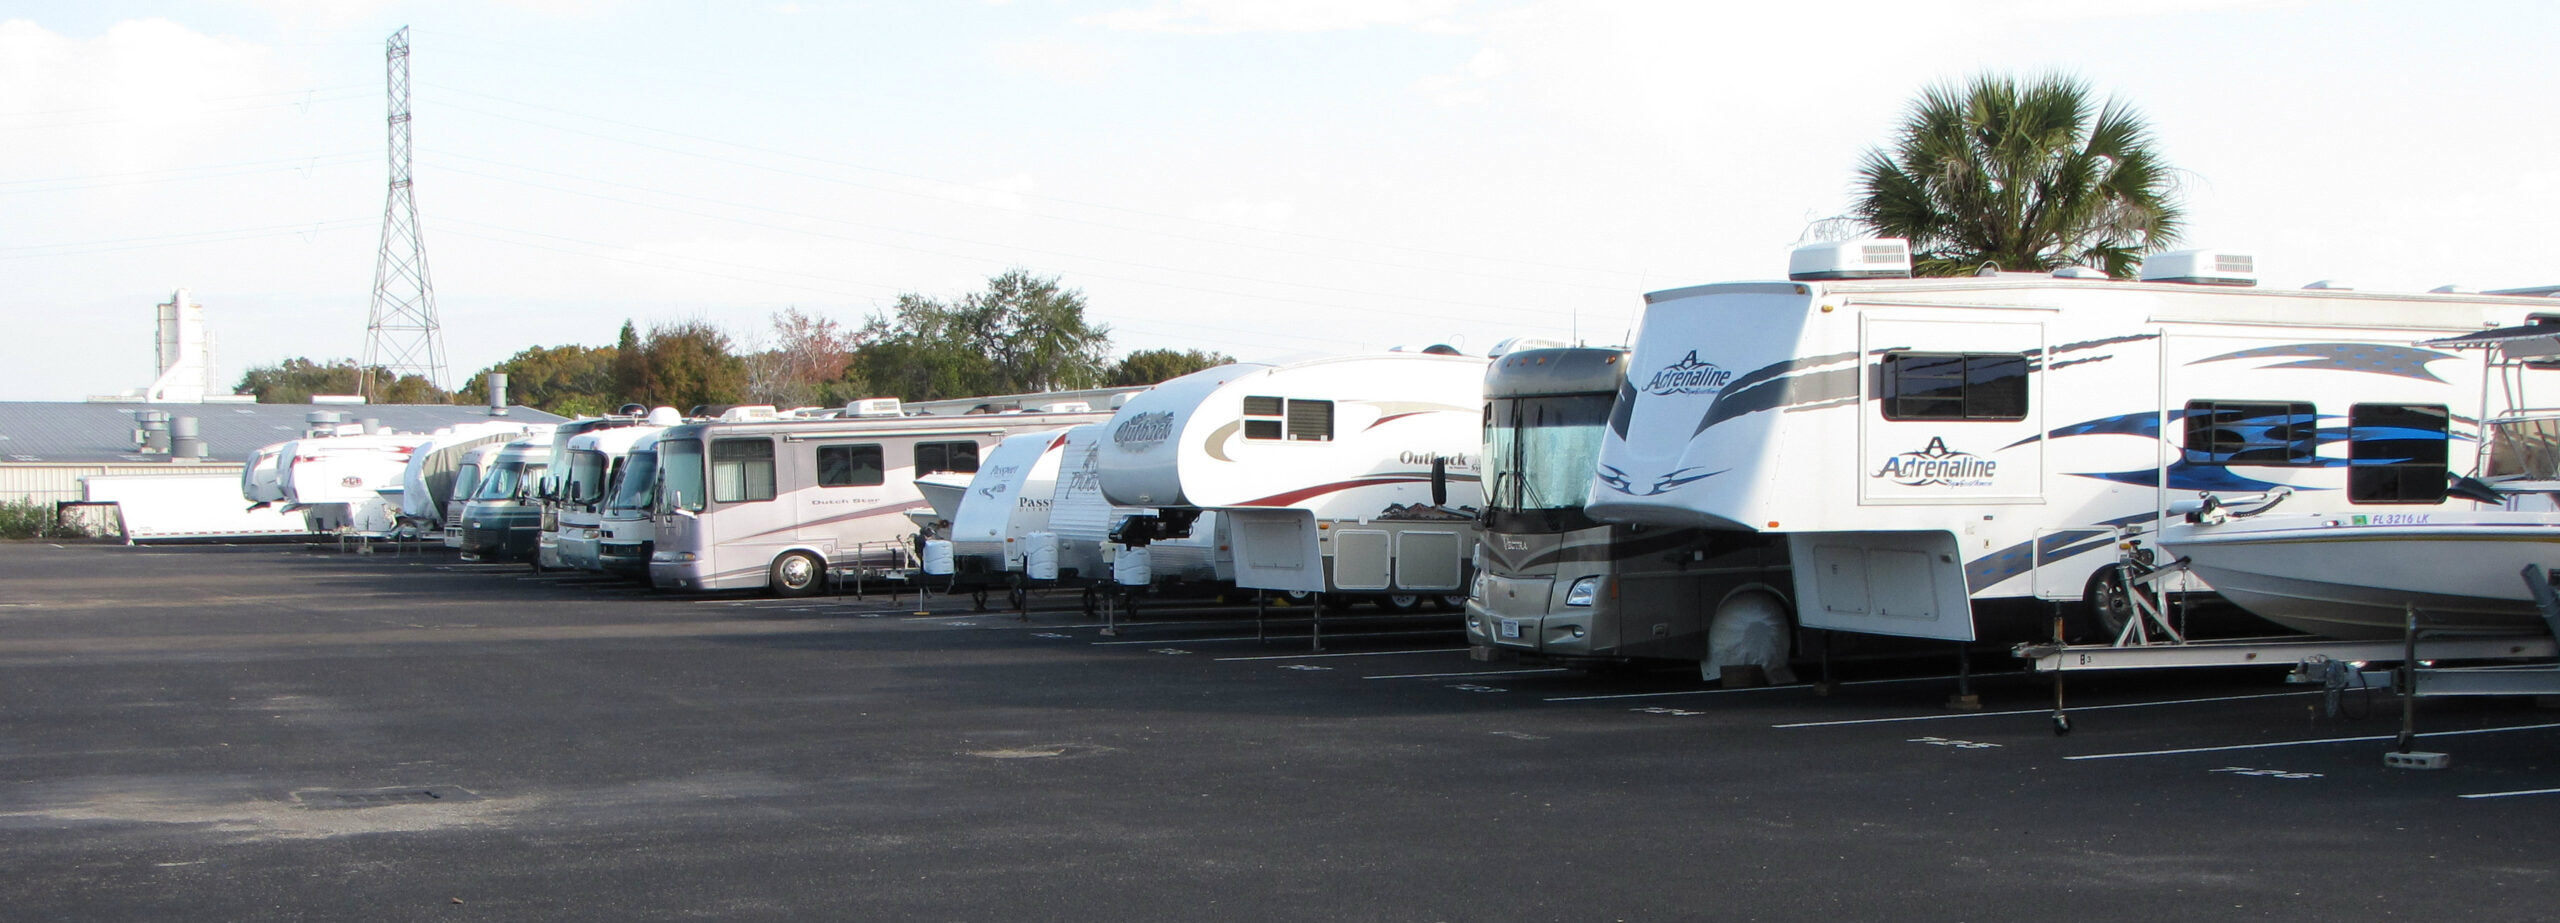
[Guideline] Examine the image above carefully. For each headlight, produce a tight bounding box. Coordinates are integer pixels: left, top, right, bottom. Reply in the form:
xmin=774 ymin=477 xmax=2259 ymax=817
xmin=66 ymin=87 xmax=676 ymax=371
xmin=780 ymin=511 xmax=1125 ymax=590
xmin=1564 ymin=575 xmax=1603 ymax=607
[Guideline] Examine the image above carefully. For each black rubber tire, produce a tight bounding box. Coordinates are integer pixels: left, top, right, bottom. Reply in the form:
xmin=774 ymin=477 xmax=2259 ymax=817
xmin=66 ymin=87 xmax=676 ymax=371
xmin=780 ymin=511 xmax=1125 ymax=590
xmin=2075 ymin=567 xmax=2136 ymax=643
xmin=770 ymin=550 xmax=824 ymax=598
xmin=1378 ymin=594 xmax=1422 ymax=613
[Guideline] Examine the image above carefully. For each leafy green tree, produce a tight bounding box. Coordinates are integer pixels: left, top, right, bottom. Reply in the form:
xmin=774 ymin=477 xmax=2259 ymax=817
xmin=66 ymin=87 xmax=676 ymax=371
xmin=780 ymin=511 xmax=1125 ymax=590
xmin=844 ymin=269 xmax=1113 ymax=400
xmin=237 ymin=358 xmax=446 ymax=404
xmin=628 ymin=320 xmax=747 ymax=411
xmin=1854 ymin=73 xmax=2181 ymax=278
xmin=458 ymin=344 xmax=622 ymax=417
xmin=1107 ymin=348 xmax=1233 ymax=386
xmin=611 ymin=319 xmax=644 ymax=404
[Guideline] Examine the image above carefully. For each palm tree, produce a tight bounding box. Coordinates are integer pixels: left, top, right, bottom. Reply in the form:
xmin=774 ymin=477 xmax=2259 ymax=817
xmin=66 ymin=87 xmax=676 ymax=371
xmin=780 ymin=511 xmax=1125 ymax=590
xmin=1854 ymin=74 xmax=2181 ymax=279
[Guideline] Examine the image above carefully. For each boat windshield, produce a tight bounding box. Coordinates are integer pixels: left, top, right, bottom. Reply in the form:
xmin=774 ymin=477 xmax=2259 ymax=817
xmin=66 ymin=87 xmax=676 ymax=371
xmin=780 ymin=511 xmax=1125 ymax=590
xmin=659 ymin=439 xmax=707 ymax=513
xmin=565 ymin=449 xmax=611 ymax=505
xmin=2485 ymin=416 xmax=2560 ymax=480
xmin=607 ymin=450 xmax=658 ymax=513
xmin=1483 ymin=392 xmax=1611 ymax=534
xmin=471 ymin=459 xmax=546 ymax=501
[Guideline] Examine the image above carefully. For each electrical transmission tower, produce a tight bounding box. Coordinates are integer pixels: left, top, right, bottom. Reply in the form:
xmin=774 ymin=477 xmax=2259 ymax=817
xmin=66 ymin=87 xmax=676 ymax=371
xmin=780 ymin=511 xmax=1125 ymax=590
xmin=361 ymin=26 xmax=447 ymax=401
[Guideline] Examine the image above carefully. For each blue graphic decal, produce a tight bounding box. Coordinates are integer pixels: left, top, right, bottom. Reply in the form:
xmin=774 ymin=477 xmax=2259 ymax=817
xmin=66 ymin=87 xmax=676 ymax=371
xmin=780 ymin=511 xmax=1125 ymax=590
xmin=2069 ymin=462 xmax=2327 ymax=493
xmin=2004 ymin=410 xmax=2184 ymax=450
xmin=1962 ymin=510 xmax=2165 ymax=593
xmin=1597 ymin=464 xmax=1725 ymax=497
xmin=2189 ymin=343 xmax=2455 ymax=383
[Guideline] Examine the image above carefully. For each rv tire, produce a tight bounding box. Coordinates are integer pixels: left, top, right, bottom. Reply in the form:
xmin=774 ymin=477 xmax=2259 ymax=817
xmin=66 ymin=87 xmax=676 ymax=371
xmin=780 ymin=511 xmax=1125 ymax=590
xmin=1379 ymin=594 xmax=1422 ymax=613
xmin=2076 ymin=567 xmax=2135 ymax=643
xmin=770 ymin=550 xmax=824 ymax=598
xmin=1701 ymin=591 xmax=1798 ymax=685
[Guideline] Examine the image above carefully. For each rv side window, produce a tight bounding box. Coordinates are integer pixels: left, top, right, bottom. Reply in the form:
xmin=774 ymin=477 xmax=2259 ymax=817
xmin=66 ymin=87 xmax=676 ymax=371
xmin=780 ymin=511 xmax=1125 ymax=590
xmin=2348 ymin=403 xmax=2449 ymax=504
xmin=2183 ymin=401 xmax=2318 ymax=466
xmin=1879 ymin=353 xmax=2028 ymax=421
xmin=711 ymin=438 xmax=777 ymax=503
xmin=916 ymin=441 xmax=979 ymax=475
xmin=1241 ymin=395 xmax=1335 ymax=441
xmin=818 ymin=444 xmax=885 ymax=487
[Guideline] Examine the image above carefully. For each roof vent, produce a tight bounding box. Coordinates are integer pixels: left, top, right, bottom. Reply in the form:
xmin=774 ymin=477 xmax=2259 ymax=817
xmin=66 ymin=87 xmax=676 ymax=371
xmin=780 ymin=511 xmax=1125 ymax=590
xmin=2430 ymin=284 xmax=2475 ymax=294
xmin=845 ymin=398 xmax=903 ymax=418
xmin=2139 ymin=249 xmax=2258 ymax=286
xmin=1034 ymin=401 xmax=1092 ymax=413
xmin=2303 ymin=280 xmax=2353 ymax=290
xmin=645 ymin=406 xmax=683 ymax=426
xmin=2050 ymin=266 xmax=2108 ymax=280
xmin=1788 ymin=238 xmax=1912 ymax=281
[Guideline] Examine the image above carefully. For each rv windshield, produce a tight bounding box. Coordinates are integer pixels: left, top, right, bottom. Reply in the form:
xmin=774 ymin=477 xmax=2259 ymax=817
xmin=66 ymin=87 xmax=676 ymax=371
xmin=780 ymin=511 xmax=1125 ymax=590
xmin=1483 ymin=393 xmax=1611 ymax=533
xmin=452 ymin=462 xmax=481 ymax=504
xmin=565 ymin=449 xmax=610 ymax=505
xmin=660 ymin=439 xmax=706 ymax=513
xmin=608 ymin=449 xmax=658 ymax=513
xmin=471 ymin=459 xmax=546 ymax=501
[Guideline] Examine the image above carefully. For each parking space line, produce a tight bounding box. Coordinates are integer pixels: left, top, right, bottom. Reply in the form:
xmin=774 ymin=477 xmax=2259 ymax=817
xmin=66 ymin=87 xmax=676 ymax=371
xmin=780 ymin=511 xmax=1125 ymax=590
xmin=2066 ymin=721 xmax=2560 ymax=761
xmin=1544 ymin=673 xmax=1961 ymax=702
xmin=1215 ymin=648 xmax=1469 ymax=662
xmin=1364 ymin=668 xmax=1573 ymax=680
xmin=2459 ymin=787 xmax=2560 ymax=800
xmin=1772 ymin=691 xmax=2313 ymax=728
xmin=1090 ymin=629 xmax=1455 ymax=646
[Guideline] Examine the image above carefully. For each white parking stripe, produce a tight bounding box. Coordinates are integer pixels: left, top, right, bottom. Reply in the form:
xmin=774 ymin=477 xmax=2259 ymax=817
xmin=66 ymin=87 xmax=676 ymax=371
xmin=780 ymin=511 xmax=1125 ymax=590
xmin=2066 ymin=722 xmax=2560 ymax=760
xmin=1215 ymin=648 xmax=1469 ymax=662
xmin=1364 ymin=668 xmax=1573 ymax=680
xmin=2459 ymin=787 xmax=2560 ymax=800
xmin=1772 ymin=691 xmax=2313 ymax=728
xmin=1543 ymin=673 xmax=1962 ymax=702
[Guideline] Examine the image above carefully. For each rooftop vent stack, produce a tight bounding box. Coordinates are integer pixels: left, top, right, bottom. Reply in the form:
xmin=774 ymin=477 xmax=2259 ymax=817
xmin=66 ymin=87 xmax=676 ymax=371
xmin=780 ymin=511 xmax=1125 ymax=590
xmin=306 ymin=410 xmax=344 ymax=437
xmin=171 ymin=416 xmax=205 ymax=462
xmin=136 ymin=409 xmax=173 ymax=454
xmin=1788 ymin=238 xmax=1913 ymax=281
xmin=2138 ymin=250 xmax=2259 ymax=286
xmin=487 ymin=373 xmax=510 ymax=417
xmin=358 ymin=417 xmax=381 ymax=435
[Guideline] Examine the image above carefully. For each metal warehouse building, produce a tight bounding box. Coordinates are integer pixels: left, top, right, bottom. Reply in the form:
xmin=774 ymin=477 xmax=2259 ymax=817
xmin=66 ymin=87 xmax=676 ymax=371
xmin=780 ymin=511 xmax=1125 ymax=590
xmin=0 ymin=402 xmax=566 ymax=506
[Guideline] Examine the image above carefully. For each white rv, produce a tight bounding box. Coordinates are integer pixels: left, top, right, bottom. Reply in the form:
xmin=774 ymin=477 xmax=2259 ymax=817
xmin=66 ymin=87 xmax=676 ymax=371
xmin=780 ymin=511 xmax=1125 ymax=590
xmin=272 ymin=432 xmax=429 ymax=537
xmin=1096 ymin=354 xmax=1487 ymax=608
xmin=596 ymin=430 xmax=665 ymax=575
xmin=1585 ymin=240 xmax=2560 ymax=677
xmin=649 ymin=403 xmax=1113 ymax=596
xmin=1047 ymin=423 xmax=1229 ymax=599
xmin=443 ymin=443 xmax=503 ymax=549
xmin=933 ymin=427 xmax=1077 ymax=587
xmin=554 ymin=410 xmax=679 ymax=571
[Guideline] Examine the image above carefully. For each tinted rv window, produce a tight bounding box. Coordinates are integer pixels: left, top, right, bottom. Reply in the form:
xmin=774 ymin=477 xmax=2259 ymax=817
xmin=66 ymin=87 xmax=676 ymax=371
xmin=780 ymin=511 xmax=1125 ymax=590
xmin=2184 ymin=401 xmax=2317 ymax=466
xmin=2348 ymin=404 xmax=2448 ymax=504
xmin=1880 ymin=353 xmax=2028 ymax=421
xmin=711 ymin=438 xmax=776 ymax=503
xmin=661 ymin=439 xmax=706 ymax=512
xmin=818 ymin=444 xmax=885 ymax=487
xmin=609 ymin=450 xmax=656 ymax=512
xmin=1242 ymin=396 xmax=1335 ymax=441
xmin=566 ymin=449 xmax=611 ymax=504
xmin=915 ymin=441 xmax=979 ymax=475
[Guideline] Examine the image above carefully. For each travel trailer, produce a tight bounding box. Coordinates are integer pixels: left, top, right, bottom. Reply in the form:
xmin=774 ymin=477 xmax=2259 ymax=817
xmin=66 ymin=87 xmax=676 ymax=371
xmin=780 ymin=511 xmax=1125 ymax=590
xmin=1584 ymin=239 xmax=2560 ymax=678
xmin=272 ymin=431 xmax=428 ymax=537
xmin=924 ymin=427 xmax=1077 ymax=600
xmin=596 ymin=430 xmax=665 ymax=575
xmin=456 ymin=436 xmax=551 ymax=561
xmin=553 ymin=409 xmax=678 ymax=571
xmin=1046 ymin=423 xmax=1229 ymax=603
xmin=1096 ymin=353 xmax=1487 ymax=608
xmin=649 ymin=402 xmax=1113 ymax=595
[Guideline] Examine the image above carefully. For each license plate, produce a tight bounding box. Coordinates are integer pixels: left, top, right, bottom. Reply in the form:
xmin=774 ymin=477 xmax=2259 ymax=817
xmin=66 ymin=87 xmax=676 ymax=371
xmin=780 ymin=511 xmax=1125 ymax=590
xmin=1497 ymin=618 xmax=1522 ymax=640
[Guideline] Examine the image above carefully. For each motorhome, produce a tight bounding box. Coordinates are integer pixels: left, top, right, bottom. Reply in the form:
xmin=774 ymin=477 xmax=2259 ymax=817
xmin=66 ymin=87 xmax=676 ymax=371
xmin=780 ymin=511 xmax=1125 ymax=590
xmin=443 ymin=443 xmax=502 ymax=549
xmin=649 ymin=402 xmax=1113 ymax=596
xmin=1584 ymin=239 xmax=2560 ymax=678
xmin=534 ymin=417 xmax=649 ymax=570
xmin=1096 ymin=353 xmax=1487 ymax=609
xmin=1463 ymin=346 xmax=1739 ymax=667
xmin=397 ymin=421 xmax=551 ymax=541
xmin=554 ymin=409 xmax=679 ymax=571
xmin=596 ymin=430 xmax=664 ymax=575
xmin=457 ymin=436 xmax=551 ymax=561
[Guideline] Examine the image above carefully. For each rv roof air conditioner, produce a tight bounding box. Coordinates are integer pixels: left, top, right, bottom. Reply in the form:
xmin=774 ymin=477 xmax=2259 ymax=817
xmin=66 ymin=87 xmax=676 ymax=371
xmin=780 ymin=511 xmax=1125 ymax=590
xmin=2138 ymin=249 xmax=2258 ymax=286
xmin=844 ymin=398 xmax=904 ymax=418
xmin=2303 ymin=280 xmax=2353 ymax=291
xmin=718 ymin=405 xmax=781 ymax=423
xmin=2050 ymin=266 xmax=2108 ymax=280
xmin=1787 ymin=238 xmax=1912 ymax=281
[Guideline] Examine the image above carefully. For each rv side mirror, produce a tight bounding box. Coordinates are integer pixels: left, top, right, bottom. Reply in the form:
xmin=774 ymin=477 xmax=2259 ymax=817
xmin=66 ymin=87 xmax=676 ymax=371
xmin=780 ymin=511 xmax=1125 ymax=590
xmin=1431 ymin=457 xmax=1448 ymax=508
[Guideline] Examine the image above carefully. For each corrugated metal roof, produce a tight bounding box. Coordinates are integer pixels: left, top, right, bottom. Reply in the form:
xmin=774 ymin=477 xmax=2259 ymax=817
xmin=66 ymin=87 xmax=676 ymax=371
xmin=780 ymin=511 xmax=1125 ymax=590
xmin=0 ymin=402 xmax=569 ymax=465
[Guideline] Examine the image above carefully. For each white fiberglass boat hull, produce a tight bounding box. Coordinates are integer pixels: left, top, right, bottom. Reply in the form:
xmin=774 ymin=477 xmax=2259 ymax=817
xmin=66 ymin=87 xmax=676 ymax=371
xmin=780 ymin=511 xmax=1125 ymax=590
xmin=2158 ymin=512 xmax=2560 ymax=640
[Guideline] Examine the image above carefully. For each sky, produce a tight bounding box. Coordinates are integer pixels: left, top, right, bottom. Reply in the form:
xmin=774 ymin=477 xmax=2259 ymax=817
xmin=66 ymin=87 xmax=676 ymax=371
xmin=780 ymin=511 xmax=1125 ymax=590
xmin=5 ymin=0 xmax=2557 ymax=402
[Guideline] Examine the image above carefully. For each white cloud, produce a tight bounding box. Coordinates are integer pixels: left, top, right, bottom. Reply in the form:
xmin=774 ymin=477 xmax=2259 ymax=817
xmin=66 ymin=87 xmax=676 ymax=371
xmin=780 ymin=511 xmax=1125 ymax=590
xmin=988 ymin=38 xmax=1117 ymax=83
xmin=1414 ymin=45 xmax=1507 ymax=105
xmin=0 ymin=19 xmax=302 ymax=177
xmin=954 ymin=173 xmax=1040 ymax=211
xmin=1087 ymin=0 xmax=1472 ymax=34
xmin=1190 ymin=198 xmax=1297 ymax=230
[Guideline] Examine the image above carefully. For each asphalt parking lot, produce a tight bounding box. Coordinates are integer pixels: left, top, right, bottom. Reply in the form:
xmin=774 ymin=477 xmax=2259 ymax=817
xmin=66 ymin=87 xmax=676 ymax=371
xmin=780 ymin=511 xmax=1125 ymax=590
xmin=3 ymin=541 xmax=2557 ymax=921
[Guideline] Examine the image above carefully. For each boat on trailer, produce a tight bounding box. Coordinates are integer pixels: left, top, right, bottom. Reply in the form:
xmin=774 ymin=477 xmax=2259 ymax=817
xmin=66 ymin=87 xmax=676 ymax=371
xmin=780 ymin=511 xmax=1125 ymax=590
xmin=2158 ymin=505 xmax=2560 ymax=640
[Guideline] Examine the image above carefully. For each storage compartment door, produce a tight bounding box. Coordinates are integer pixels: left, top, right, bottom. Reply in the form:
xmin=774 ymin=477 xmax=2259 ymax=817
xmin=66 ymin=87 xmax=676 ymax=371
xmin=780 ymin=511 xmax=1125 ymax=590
xmin=1789 ymin=531 xmax=1975 ymax=641
xmin=1224 ymin=509 xmax=1324 ymax=592
xmin=1390 ymin=528 xmax=1466 ymax=592
xmin=1331 ymin=528 xmax=1392 ymax=590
